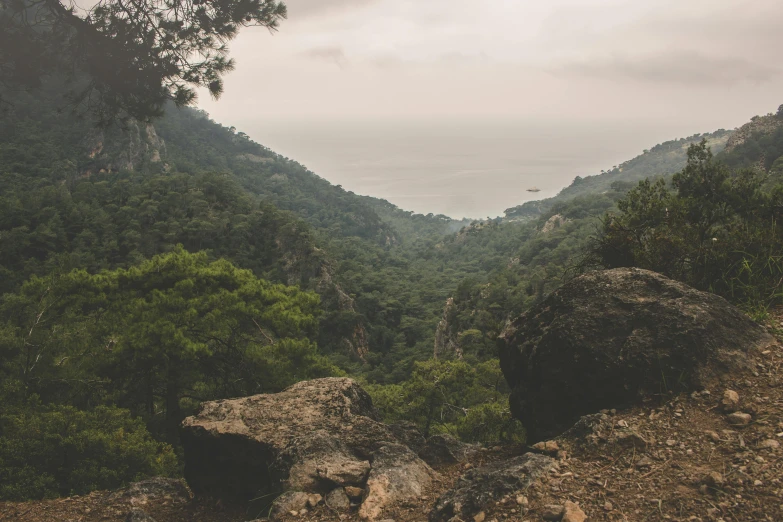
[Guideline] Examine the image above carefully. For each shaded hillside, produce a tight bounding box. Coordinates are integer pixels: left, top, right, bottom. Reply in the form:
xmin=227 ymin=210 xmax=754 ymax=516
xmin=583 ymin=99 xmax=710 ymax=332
xmin=504 ymin=129 xmax=732 ymax=220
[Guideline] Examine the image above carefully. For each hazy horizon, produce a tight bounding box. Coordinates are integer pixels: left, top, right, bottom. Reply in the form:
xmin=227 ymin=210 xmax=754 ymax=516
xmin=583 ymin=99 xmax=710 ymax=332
xmin=228 ymin=114 xmax=746 ymax=219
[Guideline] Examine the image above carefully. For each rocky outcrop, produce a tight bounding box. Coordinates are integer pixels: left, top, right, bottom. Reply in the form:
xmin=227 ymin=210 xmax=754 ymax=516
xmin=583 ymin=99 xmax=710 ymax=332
xmin=723 ymin=114 xmax=783 ymax=167
xmin=539 ymin=213 xmax=568 ymax=234
xmin=180 ymin=377 xmax=436 ymax=520
xmin=359 ymin=444 xmax=437 ymax=520
xmin=499 ymin=267 xmax=775 ymax=442
xmin=387 ymin=421 xmax=427 ymax=454
xmin=429 ymin=453 xmax=557 ymax=521
xmin=109 ymin=477 xmax=191 ymax=507
xmin=83 ymin=120 xmax=167 ymax=174
xmin=434 ymin=297 xmax=461 ymax=359
xmin=107 ymin=478 xmax=191 ymax=522
xmin=418 ymin=434 xmax=480 ymax=468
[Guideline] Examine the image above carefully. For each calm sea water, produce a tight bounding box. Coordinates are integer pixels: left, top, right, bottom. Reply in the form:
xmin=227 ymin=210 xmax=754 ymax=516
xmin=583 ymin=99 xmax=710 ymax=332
xmin=236 ymin=117 xmax=704 ymax=219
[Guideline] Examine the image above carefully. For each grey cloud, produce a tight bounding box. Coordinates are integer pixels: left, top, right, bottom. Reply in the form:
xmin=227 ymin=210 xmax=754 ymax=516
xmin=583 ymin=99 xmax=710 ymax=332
xmin=558 ymin=50 xmax=781 ymax=86
xmin=284 ymin=0 xmax=378 ymax=19
xmin=302 ymin=45 xmax=347 ymax=66
xmin=437 ymin=51 xmax=489 ymax=65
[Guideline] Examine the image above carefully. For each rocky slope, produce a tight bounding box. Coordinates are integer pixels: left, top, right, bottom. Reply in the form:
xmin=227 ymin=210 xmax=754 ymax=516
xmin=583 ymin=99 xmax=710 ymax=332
xmin=5 ymin=341 xmax=781 ymax=522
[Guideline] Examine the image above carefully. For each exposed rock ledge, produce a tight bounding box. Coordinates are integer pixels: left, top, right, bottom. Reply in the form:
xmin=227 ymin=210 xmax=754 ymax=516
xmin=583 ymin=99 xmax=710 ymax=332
xmin=180 ymin=377 xmax=439 ymax=520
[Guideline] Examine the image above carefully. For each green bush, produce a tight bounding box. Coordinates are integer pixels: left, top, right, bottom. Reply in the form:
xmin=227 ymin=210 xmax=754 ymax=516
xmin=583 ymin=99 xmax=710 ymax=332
xmin=367 ymin=359 xmax=525 ymax=445
xmin=592 ymin=141 xmax=783 ymax=311
xmin=0 ymin=405 xmax=177 ymax=500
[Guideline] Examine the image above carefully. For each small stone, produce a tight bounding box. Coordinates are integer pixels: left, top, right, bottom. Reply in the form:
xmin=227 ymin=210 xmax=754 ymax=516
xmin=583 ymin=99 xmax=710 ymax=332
xmin=666 ymin=439 xmax=677 ymax=446
xmin=726 ymin=412 xmax=752 ymax=426
xmin=616 ymin=420 xmax=629 ymax=428
xmin=604 ymin=501 xmax=613 ymax=511
xmin=721 ymin=390 xmax=740 ymax=412
xmin=754 ymin=480 xmax=763 ymax=487
xmin=635 ymin=456 xmax=654 ymax=469
xmin=562 ymin=501 xmax=587 ymax=522
xmin=532 ymin=440 xmax=560 ymax=454
xmin=702 ymin=472 xmax=725 ymax=489
xmin=541 ymin=504 xmax=565 ymax=521
xmin=306 ymin=494 xmax=322 ymax=508
xmin=760 ymin=439 xmax=780 ymax=450
xmin=289 ymin=510 xmax=298 ymax=517
xmin=325 ymin=488 xmax=351 ymax=511
xmin=705 ymin=430 xmax=721 ymax=442
xmin=269 ymin=491 xmax=310 ymax=520
xmin=516 ymin=495 xmax=529 ymax=506
xmin=474 ymin=512 xmax=486 ymax=522
xmin=614 ymin=430 xmax=648 ymax=449
xmin=344 ymin=486 xmax=364 ymax=499
xmin=299 ymin=508 xmax=308 ymax=516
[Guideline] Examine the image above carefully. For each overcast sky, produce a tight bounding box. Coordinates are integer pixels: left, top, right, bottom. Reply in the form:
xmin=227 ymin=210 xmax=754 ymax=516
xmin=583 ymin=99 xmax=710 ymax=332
xmin=197 ymin=0 xmax=783 ymax=128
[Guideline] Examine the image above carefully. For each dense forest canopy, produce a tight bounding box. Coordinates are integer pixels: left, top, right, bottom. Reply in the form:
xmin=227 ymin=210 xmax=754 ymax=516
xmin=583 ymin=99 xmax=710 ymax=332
xmin=2 ymin=73 xmax=783 ymax=500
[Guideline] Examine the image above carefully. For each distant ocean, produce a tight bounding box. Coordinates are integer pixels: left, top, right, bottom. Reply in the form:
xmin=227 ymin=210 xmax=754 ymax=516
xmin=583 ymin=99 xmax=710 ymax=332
xmin=236 ymin=117 xmax=706 ymax=219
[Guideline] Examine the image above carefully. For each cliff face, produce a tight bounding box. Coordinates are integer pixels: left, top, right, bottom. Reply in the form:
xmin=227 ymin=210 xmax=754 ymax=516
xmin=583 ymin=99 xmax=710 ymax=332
xmin=433 ymin=297 xmax=460 ymax=359
xmin=84 ymin=120 xmax=168 ymax=174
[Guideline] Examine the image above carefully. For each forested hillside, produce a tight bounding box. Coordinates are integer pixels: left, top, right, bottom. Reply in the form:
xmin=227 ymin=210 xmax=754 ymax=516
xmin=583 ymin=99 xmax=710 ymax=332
xmin=3 ymin=78 xmax=783 ymax=501
xmin=504 ymin=129 xmax=732 ymax=220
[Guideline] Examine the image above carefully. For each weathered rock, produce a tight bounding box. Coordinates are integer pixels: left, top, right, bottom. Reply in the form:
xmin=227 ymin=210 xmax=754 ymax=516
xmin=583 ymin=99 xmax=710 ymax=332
xmin=727 ymin=412 xmax=752 ymax=426
xmin=284 ymin=431 xmax=371 ymax=491
xmin=613 ymin=429 xmax=649 ymax=450
xmin=558 ymin=413 xmax=613 ymax=446
xmin=344 ymin=486 xmax=364 ymax=499
xmin=429 ymin=453 xmax=557 ymax=521
xmin=541 ymin=504 xmax=565 ymax=520
xmin=419 ymin=434 xmax=480 ymax=468
xmin=760 ymin=439 xmax=780 ymax=450
xmin=721 ymin=390 xmax=740 ymax=412
xmin=635 ymin=456 xmax=654 ymax=469
xmin=181 ymin=378 xmax=397 ymax=505
xmin=562 ymin=501 xmax=587 ymax=522
xmin=388 ymin=421 xmax=427 ymax=454
xmin=499 ymin=268 xmax=773 ymax=441
xmin=360 ymin=444 xmax=437 ymax=521
xmin=125 ymin=509 xmax=156 ymax=522
xmin=111 ymin=478 xmax=192 ymax=507
xmin=269 ymin=491 xmax=310 ymax=521
xmin=702 ymin=471 xmax=724 ymax=489
xmin=324 ymin=488 xmax=351 ymax=510
xmin=306 ymin=493 xmax=322 ymax=509
xmin=531 ymin=440 xmax=560 ymax=455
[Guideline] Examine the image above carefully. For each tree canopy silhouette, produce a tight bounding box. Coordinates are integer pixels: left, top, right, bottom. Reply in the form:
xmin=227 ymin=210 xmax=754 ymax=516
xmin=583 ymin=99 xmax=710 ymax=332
xmin=0 ymin=0 xmax=286 ymax=123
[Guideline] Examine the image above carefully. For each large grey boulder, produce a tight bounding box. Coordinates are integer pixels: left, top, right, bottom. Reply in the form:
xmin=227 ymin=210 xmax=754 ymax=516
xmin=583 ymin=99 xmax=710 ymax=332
xmin=181 ymin=377 xmax=437 ymax=520
xmin=181 ymin=378 xmax=394 ymax=504
xmin=499 ymin=268 xmax=775 ymax=442
xmin=429 ymin=453 xmax=557 ymax=521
